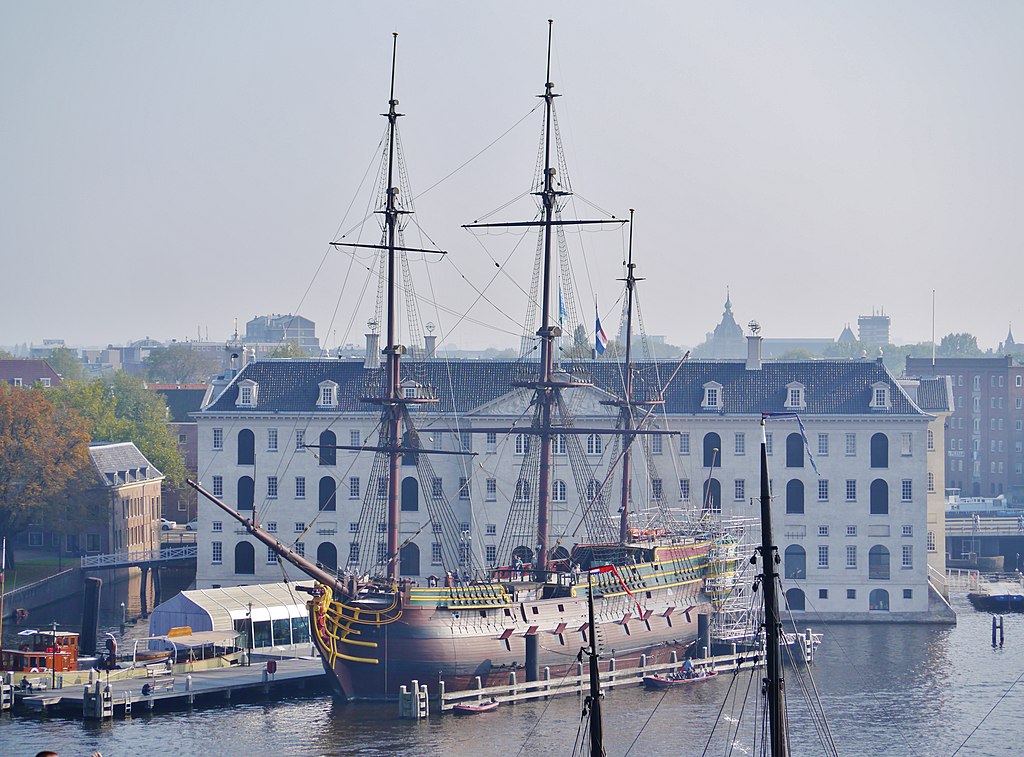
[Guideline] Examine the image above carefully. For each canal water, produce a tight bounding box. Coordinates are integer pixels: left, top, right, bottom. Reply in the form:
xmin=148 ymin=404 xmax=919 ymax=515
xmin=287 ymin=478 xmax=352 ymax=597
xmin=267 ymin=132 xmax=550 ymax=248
xmin=1 ymin=594 xmax=1021 ymax=756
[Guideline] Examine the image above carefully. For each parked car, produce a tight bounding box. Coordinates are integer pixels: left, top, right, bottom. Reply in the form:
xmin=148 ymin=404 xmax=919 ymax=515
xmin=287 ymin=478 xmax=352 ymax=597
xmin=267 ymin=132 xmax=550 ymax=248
xmin=184 ymin=520 xmax=199 ymax=531
xmin=160 ymin=518 xmax=177 ymax=531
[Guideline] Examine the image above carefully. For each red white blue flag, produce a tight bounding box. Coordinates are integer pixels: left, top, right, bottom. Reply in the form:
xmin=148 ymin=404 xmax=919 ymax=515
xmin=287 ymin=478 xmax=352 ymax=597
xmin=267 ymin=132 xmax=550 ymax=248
xmin=595 ymin=304 xmax=608 ymax=355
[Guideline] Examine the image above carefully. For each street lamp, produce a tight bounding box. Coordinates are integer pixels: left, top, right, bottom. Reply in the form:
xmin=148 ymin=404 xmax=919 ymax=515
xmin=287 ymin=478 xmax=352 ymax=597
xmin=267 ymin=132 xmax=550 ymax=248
xmin=120 ymin=601 xmax=126 ymax=634
xmin=50 ymin=620 xmax=59 ymax=690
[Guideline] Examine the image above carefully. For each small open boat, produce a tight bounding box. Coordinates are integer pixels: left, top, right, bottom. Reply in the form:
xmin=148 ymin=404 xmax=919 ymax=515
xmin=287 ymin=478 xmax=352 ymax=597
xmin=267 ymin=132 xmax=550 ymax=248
xmin=452 ymin=699 xmax=500 ymax=714
xmin=643 ymin=669 xmax=718 ymax=689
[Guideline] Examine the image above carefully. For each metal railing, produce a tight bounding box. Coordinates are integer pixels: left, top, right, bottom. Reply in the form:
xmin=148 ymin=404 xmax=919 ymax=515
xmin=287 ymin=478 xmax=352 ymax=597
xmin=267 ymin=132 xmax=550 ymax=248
xmin=81 ymin=545 xmax=197 ymax=568
xmin=946 ymin=516 xmax=1024 ymax=536
xmin=944 ymin=567 xmax=980 ymax=592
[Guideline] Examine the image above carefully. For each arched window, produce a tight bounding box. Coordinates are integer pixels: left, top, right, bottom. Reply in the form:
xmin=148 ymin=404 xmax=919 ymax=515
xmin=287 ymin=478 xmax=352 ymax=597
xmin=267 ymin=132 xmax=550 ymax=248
xmin=786 ymin=433 xmax=804 ymax=468
xmin=869 ymin=588 xmax=890 ymax=611
xmin=784 ymin=545 xmax=806 ymax=579
xmin=512 ymin=545 xmax=534 ymax=565
xmin=550 ymin=546 xmax=570 ymax=562
xmin=319 ymin=430 xmax=337 ymax=466
xmin=400 ymin=543 xmax=420 ymax=576
xmin=401 ymin=476 xmax=419 ymax=512
xmin=237 ymin=429 xmax=255 ymax=465
xmin=786 ymin=479 xmax=805 ymax=514
xmin=587 ymin=434 xmax=603 ymax=455
xmin=515 ymin=434 xmax=530 ymax=455
xmin=703 ymin=433 xmax=721 ymax=468
xmin=514 ymin=480 xmax=530 ymax=501
xmin=702 ymin=478 xmax=721 ymax=514
xmin=237 ymin=476 xmax=254 ymax=510
xmin=868 ymin=545 xmax=890 ymax=580
xmin=234 ymin=541 xmax=255 ymax=575
xmin=870 ymin=433 xmax=888 ymax=469
xmin=927 ymin=429 xmax=934 ymax=451
xmin=586 ymin=479 xmax=601 ymax=501
xmin=928 ymin=472 xmax=935 ymax=493
xmin=552 ymin=480 xmax=567 ymax=502
xmin=870 ymin=479 xmax=888 ymax=515
xmin=785 ymin=588 xmax=806 ymax=611
xmin=553 ymin=435 xmax=566 ymax=455
xmin=316 ymin=542 xmax=338 ymax=573
xmin=319 ymin=476 xmax=337 ymax=512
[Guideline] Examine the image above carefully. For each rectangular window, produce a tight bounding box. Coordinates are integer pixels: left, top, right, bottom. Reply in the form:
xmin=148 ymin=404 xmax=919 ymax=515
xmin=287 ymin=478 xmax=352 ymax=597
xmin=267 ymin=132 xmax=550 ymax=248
xmin=845 ymin=433 xmax=856 ymax=456
xmin=268 ymin=428 xmax=278 ymax=451
xmin=679 ymin=433 xmax=690 ymax=455
xmin=679 ymin=479 xmax=690 ymax=502
xmin=847 ymin=589 xmax=856 ymax=599
xmin=460 ymin=432 xmax=472 ymax=452
xmin=432 ymin=477 xmax=443 ymax=498
xmin=652 ymin=434 xmax=663 ymax=454
xmin=845 ymin=480 xmax=857 ymax=502
xmin=212 ymin=541 xmax=222 ymax=563
xmin=348 ymin=543 xmax=360 ymax=564
xmin=765 ymin=433 xmax=773 ymax=456
xmin=378 ymin=543 xmax=388 ymax=564
xmin=178 ymin=432 xmax=188 ymax=444
xmin=486 ymin=432 xmax=497 ymax=453
xmin=818 ymin=525 xmax=829 ymax=536
xmin=734 ymin=433 xmax=745 ymax=456
xmin=349 ymin=477 xmax=360 ymax=499
xmin=817 ymin=434 xmax=829 ymax=456
xmin=818 ymin=545 xmax=829 ymax=569
xmin=295 ymin=542 xmax=305 ymax=557
xmin=295 ymin=429 xmax=305 ymax=451
xmin=267 ymin=546 xmax=278 ymax=564
xmin=901 ymin=432 xmax=912 ymax=456
xmin=213 ymin=428 xmax=223 ymax=450
xmin=432 ymin=522 xmax=443 ymax=534
xmin=12 ymin=378 xmax=22 ymax=387
xmin=350 ymin=430 xmax=360 ymax=447
xmin=846 ymin=545 xmax=856 ymax=568
xmin=458 ymin=477 xmax=470 ymax=500
xmin=902 ymin=545 xmax=913 ymax=569
xmin=901 ymin=480 xmax=912 ymax=502
xmin=818 ymin=480 xmax=829 ymax=502
xmin=267 ymin=476 xmax=278 ymax=499
xmin=432 ymin=543 xmax=443 ymax=565
xmin=212 ymin=475 xmax=223 ymax=498
xmin=486 ymin=478 xmax=497 ymax=501
xmin=819 ymin=589 xmax=829 ymax=600
xmin=486 ymin=545 xmax=497 ymax=564
xmin=652 ymin=479 xmax=663 ymax=501
xmin=734 ymin=479 xmax=745 ymax=501
xmin=927 ymin=531 xmax=936 ymax=552
xmin=349 ymin=522 xmax=359 ymax=533
xmin=902 ymin=525 xmax=913 ymax=537
xmin=295 ymin=476 xmax=306 ymax=498
xmin=267 ymin=521 xmax=277 ymax=533
xmin=295 ymin=522 xmax=306 ymax=533
xmin=212 ymin=521 xmax=223 ymax=532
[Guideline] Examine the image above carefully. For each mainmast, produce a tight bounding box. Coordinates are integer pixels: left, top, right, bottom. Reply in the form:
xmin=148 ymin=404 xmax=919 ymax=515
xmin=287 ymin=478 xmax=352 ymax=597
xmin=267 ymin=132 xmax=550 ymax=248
xmin=617 ymin=209 xmax=638 ymax=544
xmin=758 ymin=416 xmax=787 ymax=757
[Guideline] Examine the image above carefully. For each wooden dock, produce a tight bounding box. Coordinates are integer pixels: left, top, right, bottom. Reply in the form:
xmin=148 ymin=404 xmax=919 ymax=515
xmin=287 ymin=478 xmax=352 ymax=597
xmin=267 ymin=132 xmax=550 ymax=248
xmin=11 ymin=657 xmax=328 ymax=719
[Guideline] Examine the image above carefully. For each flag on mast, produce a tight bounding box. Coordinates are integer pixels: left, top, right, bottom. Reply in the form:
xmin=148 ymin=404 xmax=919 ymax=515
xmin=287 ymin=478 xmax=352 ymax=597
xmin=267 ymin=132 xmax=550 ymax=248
xmin=595 ymin=303 xmax=609 ymax=355
xmin=558 ymin=285 xmax=566 ymax=328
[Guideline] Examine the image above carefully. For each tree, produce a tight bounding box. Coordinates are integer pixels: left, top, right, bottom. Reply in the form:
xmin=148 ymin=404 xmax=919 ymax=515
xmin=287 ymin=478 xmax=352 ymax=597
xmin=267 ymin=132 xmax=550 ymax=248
xmin=938 ymin=333 xmax=983 ymax=358
xmin=46 ymin=346 xmax=86 ymax=381
xmin=0 ymin=349 xmax=13 ymax=359
xmin=51 ymin=373 xmax=187 ymax=486
xmin=779 ymin=348 xmax=818 ymax=361
xmin=265 ymin=341 xmax=307 ymax=358
xmin=0 ymin=384 xmax=94 ymax=547
xmin=145 ymin=344 xmax=221 ymax=384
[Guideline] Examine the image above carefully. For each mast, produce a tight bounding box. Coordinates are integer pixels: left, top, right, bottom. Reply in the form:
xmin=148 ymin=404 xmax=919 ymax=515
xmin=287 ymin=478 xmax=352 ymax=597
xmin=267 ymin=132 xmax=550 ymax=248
xmin=586 ymin=569 xmax=605 ymax=756
xmin=618 ymin=209 xmax=638 ymax=544
xmin=758 ymin=416 xmax=787 ymax=757
xmin=533 ymin=18 xmax=559 ymax=578
xmin=383 ymin=32 xmax=403 ymax=584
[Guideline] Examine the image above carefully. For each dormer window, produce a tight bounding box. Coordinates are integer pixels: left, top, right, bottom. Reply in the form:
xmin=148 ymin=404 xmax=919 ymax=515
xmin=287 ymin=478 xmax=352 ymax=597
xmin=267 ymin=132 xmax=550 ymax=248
xmin=702 ymin=381 xmax=723 ymax=410
xmin=318 ymin=380 xmax=339 ymax=408
xmin=236 ymin=379 xmax=258 ymax=408
xmin=869 ymin=381 xmax=890 ymax=410
xmin=785 ymin=382 xmax=806 ymax=410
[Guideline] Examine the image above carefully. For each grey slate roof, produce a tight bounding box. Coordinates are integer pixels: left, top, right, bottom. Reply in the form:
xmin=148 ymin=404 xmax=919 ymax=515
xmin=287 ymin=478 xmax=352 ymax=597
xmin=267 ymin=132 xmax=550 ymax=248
xmin=201 ymin=357 xmax=924 ymax=417
xmin=89 ymin=442 xmax=163 ymax=487
xmin=912 ymin=377 xmax=953 ymax=413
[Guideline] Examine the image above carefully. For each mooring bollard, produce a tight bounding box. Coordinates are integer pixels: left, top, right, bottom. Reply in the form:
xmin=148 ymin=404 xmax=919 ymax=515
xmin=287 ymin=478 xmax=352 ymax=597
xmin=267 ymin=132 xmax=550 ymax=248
xmin=670 ymin=650 xmax=678 ymax=664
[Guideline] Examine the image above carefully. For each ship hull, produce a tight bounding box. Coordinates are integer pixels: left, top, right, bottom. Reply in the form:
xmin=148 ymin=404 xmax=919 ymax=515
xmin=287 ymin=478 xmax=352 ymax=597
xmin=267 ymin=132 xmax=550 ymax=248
xmin=312 ymin=579 xmax=711 ymax=701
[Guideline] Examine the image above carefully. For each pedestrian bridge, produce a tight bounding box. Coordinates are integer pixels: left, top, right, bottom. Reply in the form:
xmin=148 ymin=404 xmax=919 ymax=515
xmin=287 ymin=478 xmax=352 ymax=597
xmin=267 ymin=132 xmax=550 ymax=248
xmin=81 ymin=545 xmax=197 ymax=570
xmin=946 ymin=515 xmax=1024 ymax=538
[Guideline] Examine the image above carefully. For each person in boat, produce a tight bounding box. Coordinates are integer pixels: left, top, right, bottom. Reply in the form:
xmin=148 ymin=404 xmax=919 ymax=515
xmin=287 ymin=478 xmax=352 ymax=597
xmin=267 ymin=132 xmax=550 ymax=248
xmin=683 ymin=657 xmax=695 ymax=679
xmin=462 ymin=570 xmax=471 ymax=586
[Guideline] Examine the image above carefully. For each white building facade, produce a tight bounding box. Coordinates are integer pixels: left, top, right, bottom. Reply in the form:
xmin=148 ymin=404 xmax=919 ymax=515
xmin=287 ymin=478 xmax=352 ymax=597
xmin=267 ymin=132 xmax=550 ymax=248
xmin=194 ymin=342 xmax=948 ymax=622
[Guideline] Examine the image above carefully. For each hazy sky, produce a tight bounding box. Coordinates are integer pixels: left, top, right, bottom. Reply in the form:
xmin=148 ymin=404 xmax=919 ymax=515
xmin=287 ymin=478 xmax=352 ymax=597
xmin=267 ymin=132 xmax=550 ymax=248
xmin=3 ymin=2 xmax=1023 ymax=353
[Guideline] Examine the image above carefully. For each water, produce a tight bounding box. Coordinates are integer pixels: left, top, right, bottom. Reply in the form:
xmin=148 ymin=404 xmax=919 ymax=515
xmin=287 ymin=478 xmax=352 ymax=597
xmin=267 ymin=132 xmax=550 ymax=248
xmin=1 ymin=595 xmax=1021 ymax=757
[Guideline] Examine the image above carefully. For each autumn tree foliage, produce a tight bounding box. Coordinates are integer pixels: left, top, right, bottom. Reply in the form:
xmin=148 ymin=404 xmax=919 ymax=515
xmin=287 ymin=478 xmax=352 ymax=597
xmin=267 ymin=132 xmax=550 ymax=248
xmin=0 ymin=384 xmax=94 ymax=544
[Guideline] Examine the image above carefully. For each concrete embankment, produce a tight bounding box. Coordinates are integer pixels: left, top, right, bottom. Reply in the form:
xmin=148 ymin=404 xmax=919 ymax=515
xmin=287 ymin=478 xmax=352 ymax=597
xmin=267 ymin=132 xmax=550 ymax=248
xmin=1 ymin=568 xmax=82 ymax=620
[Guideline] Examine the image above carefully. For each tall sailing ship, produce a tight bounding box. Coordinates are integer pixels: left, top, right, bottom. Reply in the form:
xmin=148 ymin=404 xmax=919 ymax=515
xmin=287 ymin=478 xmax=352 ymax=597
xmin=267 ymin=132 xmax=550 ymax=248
xmin=191 ymin=23 xmax=734 ymax=701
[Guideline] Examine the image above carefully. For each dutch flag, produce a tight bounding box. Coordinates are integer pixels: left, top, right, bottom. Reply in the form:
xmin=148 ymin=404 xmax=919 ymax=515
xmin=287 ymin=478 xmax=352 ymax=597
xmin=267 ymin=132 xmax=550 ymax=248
xmin=595 ymin=304 xmax=609 ymax=355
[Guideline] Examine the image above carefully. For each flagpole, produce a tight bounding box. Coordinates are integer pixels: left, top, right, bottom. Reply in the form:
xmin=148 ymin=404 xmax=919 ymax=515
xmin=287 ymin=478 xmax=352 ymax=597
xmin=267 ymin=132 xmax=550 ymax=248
xmin=0 ymin=537 xmax=6 ymax=652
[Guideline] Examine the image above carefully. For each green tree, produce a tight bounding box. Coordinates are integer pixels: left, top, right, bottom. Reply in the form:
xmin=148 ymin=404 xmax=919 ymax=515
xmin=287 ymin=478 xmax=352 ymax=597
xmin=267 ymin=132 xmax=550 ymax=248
xmin=0 ymin=349 xmax=14 ymax=359
xmin=0 ymin=385 xmax=95 ymax=548
xmin=265 ymin=341 xmax=307 ymax=358
xmin=46 ymin=346 xmax=86 ymax=381
xmin=145 ymin=344 xmax=221 ymax=384
xmin=51 ymin=373 xmax=187 ymax=486
xmin=778 ymin=348 xmax=817 ymax=361
xmin=938 ymin=333 xmax=983 ymax=358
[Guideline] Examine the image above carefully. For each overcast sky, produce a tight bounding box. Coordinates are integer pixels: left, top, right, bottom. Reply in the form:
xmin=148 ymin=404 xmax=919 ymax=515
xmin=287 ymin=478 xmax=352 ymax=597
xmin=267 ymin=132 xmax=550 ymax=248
xmin=3 ymin=2 xmax=1023 ymax=353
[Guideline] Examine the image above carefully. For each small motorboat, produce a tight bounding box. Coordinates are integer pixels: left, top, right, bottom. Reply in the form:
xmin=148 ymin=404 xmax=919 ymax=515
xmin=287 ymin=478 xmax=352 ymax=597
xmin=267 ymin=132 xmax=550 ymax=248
xmin=642 ymin=669 xmax=718 ymax=689
xmin=452 ymin=699 xmax=500 ymax=714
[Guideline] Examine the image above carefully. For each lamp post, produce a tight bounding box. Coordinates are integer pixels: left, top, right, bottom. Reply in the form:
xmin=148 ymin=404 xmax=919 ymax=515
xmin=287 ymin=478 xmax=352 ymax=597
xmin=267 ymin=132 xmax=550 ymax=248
xmin=50 ymin=620 xmax=59 ymax=690
xmin=120 ymin=601 xmax=126 ymax=635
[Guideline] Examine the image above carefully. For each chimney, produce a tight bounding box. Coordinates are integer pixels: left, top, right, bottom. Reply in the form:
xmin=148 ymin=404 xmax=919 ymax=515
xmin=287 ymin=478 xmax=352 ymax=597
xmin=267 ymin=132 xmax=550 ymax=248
xmin=364 ymin=333 xmax=381 ymax=369
xmin=746 ymin=334 xmax=763 ymax=370
xmin=424 ymin=334 xmax=437 ymax=359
